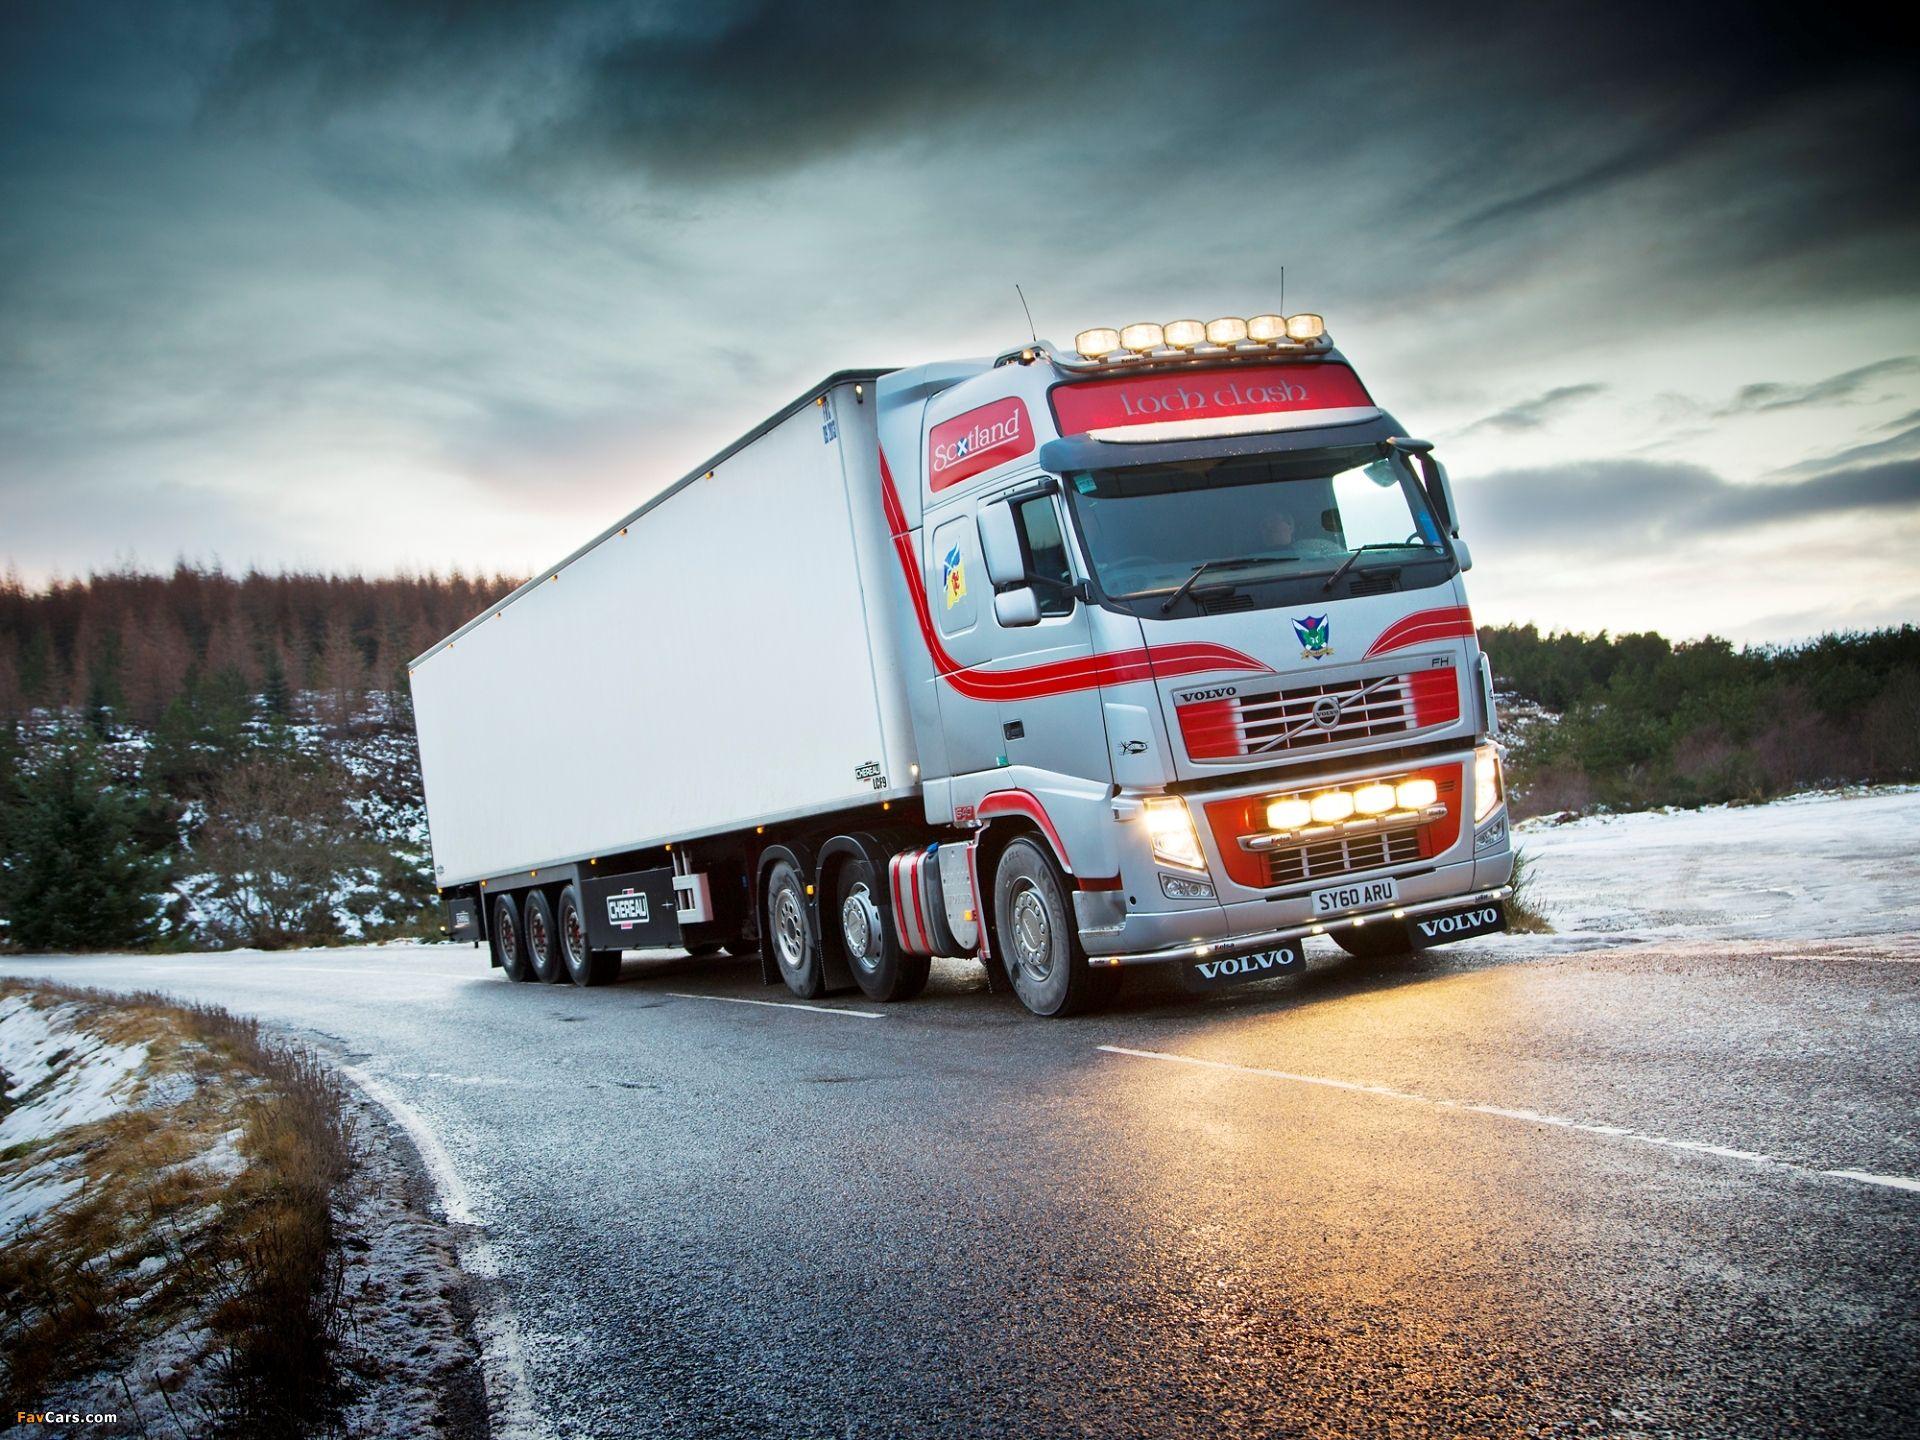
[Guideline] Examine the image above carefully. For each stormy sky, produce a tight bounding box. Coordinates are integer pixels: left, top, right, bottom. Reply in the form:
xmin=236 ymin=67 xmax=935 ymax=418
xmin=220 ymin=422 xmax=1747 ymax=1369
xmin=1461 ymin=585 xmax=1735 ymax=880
xmin=4 ymin=1 xmax=1917 ymax=642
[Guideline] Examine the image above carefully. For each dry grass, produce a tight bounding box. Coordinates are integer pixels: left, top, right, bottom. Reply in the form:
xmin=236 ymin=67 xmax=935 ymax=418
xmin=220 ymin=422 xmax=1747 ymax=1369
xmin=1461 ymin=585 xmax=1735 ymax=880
xmin=1504 ymin=847 xmax=1553 ymax=934
xmin=0 ymin=980 xmax=355 ymax=1437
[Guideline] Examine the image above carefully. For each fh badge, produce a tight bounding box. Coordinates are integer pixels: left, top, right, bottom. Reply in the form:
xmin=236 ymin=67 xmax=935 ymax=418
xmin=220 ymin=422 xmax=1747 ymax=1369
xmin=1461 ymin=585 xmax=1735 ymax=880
xmin=1293 ymin=614 xmax=1333 ymax=660
xmin=942 ymin=544 xmax=967 ymax=609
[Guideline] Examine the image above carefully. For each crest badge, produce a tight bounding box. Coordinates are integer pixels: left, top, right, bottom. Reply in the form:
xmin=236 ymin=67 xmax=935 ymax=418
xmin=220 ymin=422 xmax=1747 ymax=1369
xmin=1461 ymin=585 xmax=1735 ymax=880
xmin=1293 ymin=613 xmax=1333 ymax=660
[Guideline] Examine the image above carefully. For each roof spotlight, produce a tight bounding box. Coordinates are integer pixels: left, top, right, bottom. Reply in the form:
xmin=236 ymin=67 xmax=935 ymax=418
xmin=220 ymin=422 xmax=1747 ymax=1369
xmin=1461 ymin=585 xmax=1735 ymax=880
xmin=1119 ymin=322 xmax=1166 ymax=352
xmin=1246 ymin=314 xmax=1288 ymax=343
xmin=1075 ymin=327 xmax=1122 ymax=359
xmin=1286 ymin=313 xmax=1326 ymax=340
xmin=1205 ymin=316 xmax=1249 ymax=346
xmin=1163 ymin=319 xmax=1206 ymax=350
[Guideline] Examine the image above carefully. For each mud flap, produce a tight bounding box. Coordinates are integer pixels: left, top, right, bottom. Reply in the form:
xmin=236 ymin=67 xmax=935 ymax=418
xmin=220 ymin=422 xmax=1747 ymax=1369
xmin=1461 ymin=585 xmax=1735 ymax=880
xmin=1406 ymin=900 xmax=1507 ymax=947
xmin=1182 ymin=943 xmax=1304 ymax=991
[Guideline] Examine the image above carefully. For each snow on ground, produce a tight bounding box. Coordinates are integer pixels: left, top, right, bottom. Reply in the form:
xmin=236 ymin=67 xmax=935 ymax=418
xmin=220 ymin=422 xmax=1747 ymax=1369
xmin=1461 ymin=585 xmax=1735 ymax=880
xmin=1507 ymin=787 xmax=1920 ymax=947
xmin=0 ymin=992 xmax=149 ymax=1231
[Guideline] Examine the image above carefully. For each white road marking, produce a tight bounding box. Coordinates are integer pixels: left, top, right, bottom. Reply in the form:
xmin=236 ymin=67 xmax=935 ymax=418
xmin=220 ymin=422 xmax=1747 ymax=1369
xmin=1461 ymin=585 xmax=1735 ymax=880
xmin=340 ymin=1064 xmax=555 ymax=1440
xmin=1822 ymin=1169 xmax=1920 ymax=1193
xmin=1097 ymin=1046 xmax=1920 ymax=1195
xmin=665 ymin=991 xmax=886 ymax=1019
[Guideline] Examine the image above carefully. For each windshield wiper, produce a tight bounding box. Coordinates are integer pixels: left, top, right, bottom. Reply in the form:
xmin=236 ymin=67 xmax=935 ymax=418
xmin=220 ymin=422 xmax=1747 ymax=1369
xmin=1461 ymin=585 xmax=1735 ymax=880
xmin=1320 ymin=542 xmax=1433 ymax=593
xmin=1159 ymin=555 xmax=1296 ymax=614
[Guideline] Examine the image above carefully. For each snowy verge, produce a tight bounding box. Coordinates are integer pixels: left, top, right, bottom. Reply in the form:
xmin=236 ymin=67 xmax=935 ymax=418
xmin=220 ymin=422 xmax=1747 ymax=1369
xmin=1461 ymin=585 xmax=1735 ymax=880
xmin=0 ymin=984 xmax=487 ymax=1440
xmin=1499 ymin=786 xmax=1920 ymax=948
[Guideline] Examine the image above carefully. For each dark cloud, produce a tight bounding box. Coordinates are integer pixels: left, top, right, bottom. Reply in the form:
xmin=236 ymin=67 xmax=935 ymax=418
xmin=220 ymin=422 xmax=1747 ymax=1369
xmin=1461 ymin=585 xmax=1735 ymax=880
xmin=1456 ymin=384 xmax=1606 ymax=437
xmin=1714 ymin=357 xmax=1920 ymax=417
xmin=1772 ymin=424 xmax=1920 ymax=480
xmin=1459 ymin=458 xmax=1920 ymax=549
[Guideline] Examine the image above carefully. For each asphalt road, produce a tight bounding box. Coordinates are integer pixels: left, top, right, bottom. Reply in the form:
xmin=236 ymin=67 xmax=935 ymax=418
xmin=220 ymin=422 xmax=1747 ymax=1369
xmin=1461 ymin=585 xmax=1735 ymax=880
xmin=6 ymin=812 xmax=1918 ymax=1437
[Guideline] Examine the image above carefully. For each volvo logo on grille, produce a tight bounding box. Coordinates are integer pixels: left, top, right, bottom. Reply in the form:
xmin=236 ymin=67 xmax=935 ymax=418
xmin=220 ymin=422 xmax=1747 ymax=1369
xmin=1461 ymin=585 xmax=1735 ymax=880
xmin=1311 ymin=696 xmax=1342 ymax=728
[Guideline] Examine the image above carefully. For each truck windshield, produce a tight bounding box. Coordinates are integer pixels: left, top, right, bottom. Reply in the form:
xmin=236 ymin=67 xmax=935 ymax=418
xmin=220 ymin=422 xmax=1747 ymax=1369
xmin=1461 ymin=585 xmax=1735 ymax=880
xmin=1063 ymin=447 xmax=1450 ymax=605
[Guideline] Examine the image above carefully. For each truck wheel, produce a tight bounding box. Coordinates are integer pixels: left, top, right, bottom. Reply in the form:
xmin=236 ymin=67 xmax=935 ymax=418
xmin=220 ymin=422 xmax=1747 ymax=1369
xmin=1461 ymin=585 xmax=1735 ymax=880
xmin=1332 ymin=923 xmax=1413 ymax=959
xmin=684 ymin=941 xmax=725 ymax=957
xmin=835 ymin=856 xmax=930 ymax=1002
xmin=492 ymin=894 xmax=534 ymax=983
xmin=994 ymin=838 xmax=1102 ymax=1018
xmin=765 ymin=858 xmax=824 ymax=998
xmin=523 ymin=889 xmax=564 ymax=983
xmin=558 ymin=883 xmax=620 ymax=987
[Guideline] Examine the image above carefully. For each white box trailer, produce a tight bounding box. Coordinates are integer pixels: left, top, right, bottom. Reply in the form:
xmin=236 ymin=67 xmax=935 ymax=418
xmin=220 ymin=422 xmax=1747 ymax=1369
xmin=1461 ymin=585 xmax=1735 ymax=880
xmin=415 ymin=317 xmax=1515 ymax=1016
xmin=411 ymin=373 xmax=918 ymax=889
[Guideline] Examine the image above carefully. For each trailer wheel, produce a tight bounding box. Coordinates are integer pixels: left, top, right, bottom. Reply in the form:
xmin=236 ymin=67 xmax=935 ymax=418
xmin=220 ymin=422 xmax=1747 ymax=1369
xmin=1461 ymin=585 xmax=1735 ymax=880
xmin=765 ymin=858 xmax=824 ymax=998
xmin=993 ymin=837 xmax=1103 ymax=1018
xmin=558 ymin=883 xmax=620 ymax=987
xmin=1332 ymin=924 xmax=1414 ymax=960
xmin=492 ymin=894 xmax=534 ymax=983
xmin=834 ymin=855 xmax=930 ymax=1002
xmin=523 ymin=889 xmax=564 ymax=984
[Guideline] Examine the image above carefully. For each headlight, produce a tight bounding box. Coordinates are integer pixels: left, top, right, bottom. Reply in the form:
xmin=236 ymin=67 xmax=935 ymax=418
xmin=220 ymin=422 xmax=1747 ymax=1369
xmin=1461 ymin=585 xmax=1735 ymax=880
xmin=1143 ymin=796 xmax=1206 ymax=871
xmin=1474 ymin=745 xmax=1504 ymax=823
xmin=1353 ymin=783 xmax=1396 ymax=816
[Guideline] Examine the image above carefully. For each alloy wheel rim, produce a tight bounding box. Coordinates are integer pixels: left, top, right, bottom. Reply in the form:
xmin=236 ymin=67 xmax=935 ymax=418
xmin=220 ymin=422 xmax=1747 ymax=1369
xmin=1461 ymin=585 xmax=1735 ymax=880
xmin=840 ymin=882 xmax=880 ymax=971
xmin=1010 ymin=884 xmax=1054 ymax=983
xmin=774 ymin=885 xmax=806 ymax=967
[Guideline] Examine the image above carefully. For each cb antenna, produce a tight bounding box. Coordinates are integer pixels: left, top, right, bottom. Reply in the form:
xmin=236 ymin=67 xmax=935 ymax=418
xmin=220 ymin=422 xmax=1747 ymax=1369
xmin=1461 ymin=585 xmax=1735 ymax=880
xmin=1280 ymin=265 xmax=1286 ymax=316
xmin=1014 ymin=284 xmax=1038 ymax=345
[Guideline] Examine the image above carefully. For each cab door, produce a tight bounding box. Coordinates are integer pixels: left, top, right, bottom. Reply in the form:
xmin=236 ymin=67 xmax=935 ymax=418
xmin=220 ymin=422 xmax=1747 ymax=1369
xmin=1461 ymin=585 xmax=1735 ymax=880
xmin=931 ymin=475 xmax=1108 ymax=787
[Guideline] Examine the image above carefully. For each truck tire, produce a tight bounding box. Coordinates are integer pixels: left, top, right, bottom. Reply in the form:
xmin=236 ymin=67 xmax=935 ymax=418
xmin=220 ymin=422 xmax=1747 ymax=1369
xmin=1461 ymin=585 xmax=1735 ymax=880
xmin=684 ymin=941 xmax=725 ymax=957
xmin=765 ymin=857 xmax=824 ymax=998
xmin=834 ymin=855 xmax=930 ymax=1002
xmin=994 ymin=837 xmax=1103 ymax=1018
xmin=492 ymin=893 xmax=534 ymax=983
xmin=1332 ymin=923 xmax=1414 ymax=960
xmin=558 ymin=883 xmax=620 ymax=987
xmin=522 ymin=889 xmax=565 ymax=983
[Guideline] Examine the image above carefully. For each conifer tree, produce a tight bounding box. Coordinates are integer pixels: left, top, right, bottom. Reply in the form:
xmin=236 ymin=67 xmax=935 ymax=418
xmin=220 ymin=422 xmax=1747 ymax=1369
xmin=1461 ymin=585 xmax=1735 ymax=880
xmin=0 ymin=729 xmax=166 ymax=950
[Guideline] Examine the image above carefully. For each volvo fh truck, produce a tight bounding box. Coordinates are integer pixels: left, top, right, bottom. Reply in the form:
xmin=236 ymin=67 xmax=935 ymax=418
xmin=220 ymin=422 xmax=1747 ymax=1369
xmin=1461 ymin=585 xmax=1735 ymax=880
xmin=411 ymin=311 xmax=1513 ymax=1017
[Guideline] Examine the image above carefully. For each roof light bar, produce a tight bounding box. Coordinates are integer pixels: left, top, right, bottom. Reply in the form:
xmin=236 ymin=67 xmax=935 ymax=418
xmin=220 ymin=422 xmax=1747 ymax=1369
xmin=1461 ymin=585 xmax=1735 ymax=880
xmin=1061 ymin=309 xmax=1331 ymax=369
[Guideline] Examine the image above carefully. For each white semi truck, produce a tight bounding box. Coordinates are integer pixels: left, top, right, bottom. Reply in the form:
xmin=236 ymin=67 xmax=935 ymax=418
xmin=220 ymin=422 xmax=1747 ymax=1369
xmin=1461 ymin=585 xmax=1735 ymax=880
xmin=411 ymin=312 xmax=1513 ymax=1016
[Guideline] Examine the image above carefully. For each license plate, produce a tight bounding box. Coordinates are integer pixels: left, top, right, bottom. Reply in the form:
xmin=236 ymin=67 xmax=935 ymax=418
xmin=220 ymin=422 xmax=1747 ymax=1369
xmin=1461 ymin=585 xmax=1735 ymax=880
xmin=1185 ymin=945 xmax=1302 ymax=989
xmin=1311 ymin=877 xmax=1399 ymax=915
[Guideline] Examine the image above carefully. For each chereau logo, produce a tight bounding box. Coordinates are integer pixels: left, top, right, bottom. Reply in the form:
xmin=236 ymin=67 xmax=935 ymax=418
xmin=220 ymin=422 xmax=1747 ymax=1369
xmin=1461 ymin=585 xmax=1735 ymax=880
xmin=607 ymin=890 xmax=649 ymax=929
xmin=1417 ymin=906 xmax=1499 ymax=938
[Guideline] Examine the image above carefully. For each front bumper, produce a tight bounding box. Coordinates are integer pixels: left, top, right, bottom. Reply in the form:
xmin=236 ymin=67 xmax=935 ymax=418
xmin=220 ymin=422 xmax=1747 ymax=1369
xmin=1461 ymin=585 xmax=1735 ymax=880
xmin=1095 ymin=884 xmax=1512 ymax=966
xmin=1079 ymin=743 xmax=1514 ymax=964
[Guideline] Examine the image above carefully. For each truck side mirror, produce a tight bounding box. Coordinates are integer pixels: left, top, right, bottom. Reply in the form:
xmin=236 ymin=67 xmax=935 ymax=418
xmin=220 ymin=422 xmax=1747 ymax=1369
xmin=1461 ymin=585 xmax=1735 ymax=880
xmin=1453 ymin=539 xmax=1473 ymax=572
xmin=993 ymin=587 xmax=1042 ymax=627
xmin=1416 ymin=454 xmax=1461 ymax=538
xmin=977 ymin=502 xmax=1027 ymax=588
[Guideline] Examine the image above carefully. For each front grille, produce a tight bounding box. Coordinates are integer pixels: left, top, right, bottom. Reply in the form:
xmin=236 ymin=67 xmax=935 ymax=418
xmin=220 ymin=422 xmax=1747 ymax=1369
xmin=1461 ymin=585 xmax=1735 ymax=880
xmin=1265 ymin=826 xmax=1423 ymax=886
xmin=1179 ymin=668 xmax=1458 ymax=761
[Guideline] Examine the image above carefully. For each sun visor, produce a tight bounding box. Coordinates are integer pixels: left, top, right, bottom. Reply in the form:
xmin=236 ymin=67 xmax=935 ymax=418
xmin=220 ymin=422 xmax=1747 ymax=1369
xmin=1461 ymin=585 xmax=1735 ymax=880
xmin=1038 ymin=411 xmax=1400 ymax=475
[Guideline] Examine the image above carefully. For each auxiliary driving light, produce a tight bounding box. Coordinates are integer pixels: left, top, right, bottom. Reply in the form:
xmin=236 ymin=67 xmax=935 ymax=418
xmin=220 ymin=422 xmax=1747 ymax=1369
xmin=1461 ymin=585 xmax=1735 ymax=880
xmin=1206 ymin=316 xmax=1250 ymax=345
xmin=1309 ymin=791 xmax=1356 ymax=824
xmin=1246 ymin=314 xmax=1288 ymax=342
xmin=1075 ymin=327 xmax=1122 ymax=359
xmin=1353 ymin=783 xmax=1397 ymax=816
xmin=1287 ymin=313 xmax=1326 ymax=340
xmin=1266 ymin=796 xmax=1313 ymax=831
xmin=1163 ymin=319 xmax=1207 ymax=350
xmin=1120 ymin=322 xmax=1166 ymax=352
xmin=1395 ymin=777 xmax=1439 ymax=810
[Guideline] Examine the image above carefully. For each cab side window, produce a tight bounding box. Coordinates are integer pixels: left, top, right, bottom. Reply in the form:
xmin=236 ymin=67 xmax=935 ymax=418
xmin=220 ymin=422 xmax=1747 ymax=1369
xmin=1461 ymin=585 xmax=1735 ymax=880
xmin=1012 ymin=495 xmax=1074 ymax=617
